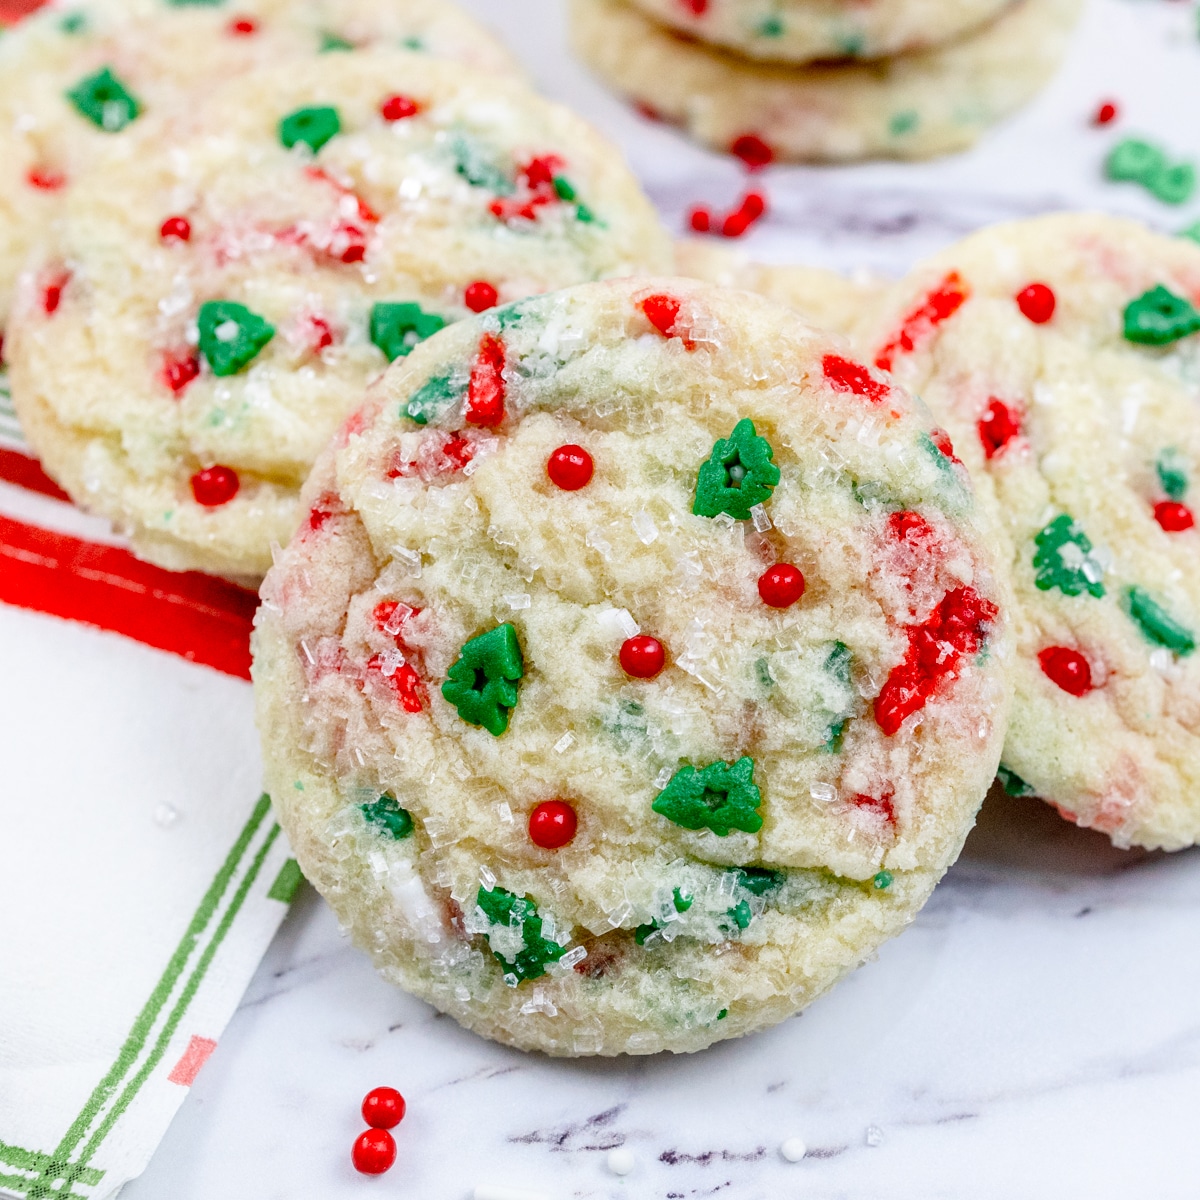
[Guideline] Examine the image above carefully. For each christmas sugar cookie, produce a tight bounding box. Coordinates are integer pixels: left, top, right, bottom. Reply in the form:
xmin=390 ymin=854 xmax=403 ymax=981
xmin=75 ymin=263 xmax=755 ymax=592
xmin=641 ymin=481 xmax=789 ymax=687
xmin=628 ymin=0 xmax=1016 ymax=64
xmin=0 ymin=0 xmax=521 ymax=337
xmin=862 ymin=214 xmax=1200 ymax=850
xmin=675 ymin=239 xmax=887 ymax=337
xmin=570 ymin=0 xmax=1081 ymax=163
xmin=6 ymin=52 xmax=670 ymax=580
xmin=253 ymin=277 xmax=1012 ymax=1056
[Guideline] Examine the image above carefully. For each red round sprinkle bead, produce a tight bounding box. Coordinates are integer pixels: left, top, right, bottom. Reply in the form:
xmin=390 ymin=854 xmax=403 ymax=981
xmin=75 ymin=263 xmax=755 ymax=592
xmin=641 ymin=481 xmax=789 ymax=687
xmin=159 ymin=215 xmax=191 ymax=243
xmin=529 ymin=800 xmax=578 ymax=850
xmin=546 ymin=444 xmax=594 ymax=491
xmin=1155 ymin=500 xmax=1195 ymax=532
xmin=1093 ymin=100 xmax=1118 ymax=126
xmin=1038 ymin=646 xmax=1093 ymax=696
xmin=191 ymin=465 xmax=240 ymax=507
xmin=689 ymin=206 xmax=712 ymax=233
xmin=758 ymin=563 xmax=805 ymax=609
xmin=620 ymin=635 xmax=665 ymax=679
xmin=381 ymin=94 xmax=420 ymax=121
xmin=1016 ymin=283 xmax=1055 ymax=324
xmin=730 ymin=133 xmax=773 ymax=171
xmin=352 ymin=1129 xmax=396 ymax=1176
xmin=464 ymin=280 xmax=499 ymax=313
xmin=362 ymin=1087 xmax=406 ymax=1130
xmin=228 ymin=16 xmax=257 ymax=34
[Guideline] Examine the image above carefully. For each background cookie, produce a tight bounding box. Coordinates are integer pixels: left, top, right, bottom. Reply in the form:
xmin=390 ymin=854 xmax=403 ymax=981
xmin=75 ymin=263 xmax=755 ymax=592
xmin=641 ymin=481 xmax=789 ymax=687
xmin=860 ymin=214 xmax=1200 ymax=850
xmin=0 ymin=0 xmax=521 ymax=335
xmin=253 ymin=277 xmax=1012 ymax=1056
xmin=628 ymin=0 xmax=1017 ymax=64
xmin=6 ymin=51 xmax=671 ymax=580
xmin=570 ymin=0 xmax=1082 ymax=163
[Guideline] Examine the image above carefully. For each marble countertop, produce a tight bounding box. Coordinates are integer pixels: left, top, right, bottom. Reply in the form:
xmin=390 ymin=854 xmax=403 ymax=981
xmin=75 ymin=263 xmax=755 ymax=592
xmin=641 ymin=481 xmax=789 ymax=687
xmin=125 ymin=2 xmax=1200 ymax=1196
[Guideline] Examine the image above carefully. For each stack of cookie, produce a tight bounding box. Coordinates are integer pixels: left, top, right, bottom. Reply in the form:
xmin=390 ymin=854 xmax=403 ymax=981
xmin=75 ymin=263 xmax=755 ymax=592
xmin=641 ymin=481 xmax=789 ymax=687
xmin=569 ymin=0 xmax=1083 ymax=163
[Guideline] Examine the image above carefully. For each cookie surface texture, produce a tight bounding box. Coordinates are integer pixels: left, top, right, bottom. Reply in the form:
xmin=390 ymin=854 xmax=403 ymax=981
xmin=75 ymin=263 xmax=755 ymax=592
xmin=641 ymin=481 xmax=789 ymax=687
xmin=6 ymin=51 xmax=670 ymax=579
xmin=861 ymin=214 xmax=1200 ymax=850
xmin=570 ymin=0 xmax=1081 ymax=163
xmin=253 ymin=277 xmax=1013 ymax=1056
xmin=628 ymin=0 xmax=1016 ymax=64
xmin=0 ymin=0 xmax=522 ymax=335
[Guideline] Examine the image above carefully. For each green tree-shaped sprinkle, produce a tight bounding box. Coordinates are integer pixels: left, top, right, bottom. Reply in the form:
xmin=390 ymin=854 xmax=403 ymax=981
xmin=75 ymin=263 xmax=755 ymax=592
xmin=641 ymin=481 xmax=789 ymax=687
xmin=476 ymin=886 xmax=565 ymax=982
xmin=67 ymin=67 xmax=141 ymax=132
xmin=197 ymin=301 xmax=275 ymax=376
xmin=279 ymin=105 xmax=342 ymax=153
xmin=370 ymin=302 xmax=446 ymax=362
xmin=1124 ymin=286 xmax=1200 ymax=346
xmin=653 ymin=757 xmax=763 ymax=836
xmin=360 ymin=793 xmax=414 ymax=839
xmin=1033 ymin=515 xmax=1105 ymax=598
xmin=1157 ymin=448 xmax=1189 ymax=501
xmin=693 ymin=419 xmax=781 ymax=520
xmin=442 ymin=624 xmax=524 ymax=735
xmin=1124 ymin=587 xmax=1196 ymax=655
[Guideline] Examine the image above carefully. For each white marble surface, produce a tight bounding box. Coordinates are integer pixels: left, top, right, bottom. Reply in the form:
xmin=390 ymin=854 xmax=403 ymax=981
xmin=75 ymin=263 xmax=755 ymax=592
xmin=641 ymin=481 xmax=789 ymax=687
xmin=124 ymin=2 xmax=1200 ymax=1196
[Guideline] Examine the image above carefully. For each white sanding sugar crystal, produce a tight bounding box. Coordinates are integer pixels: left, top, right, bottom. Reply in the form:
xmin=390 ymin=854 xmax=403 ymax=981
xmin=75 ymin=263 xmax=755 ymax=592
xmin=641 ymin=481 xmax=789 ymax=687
xmin=632 ymin=510 xmax=658 ymax=544
xmin=750 ymin=503 xmax=772 ymax=532
xmin=153 ymin=802 xmax=179 ymax=829
xmin=810 ymin=782 xmax=837 ymax=803
xmin=505 ymin=593 xmax=532 ymax=610
xmin=606 ymin=1148 xmax=635 ymax=1176
xmin=779 ymin=1138 xmax=807 ymax=1163
xmin=865 ymin=1125 xmax=884 ymax=1147
xmin=553 ymin=732 xmax=575 ymax=754
xmin=519 ymin=987 xmax=558 ymax=1017
xmin=558 ymin=945 xmax=587 ymax=970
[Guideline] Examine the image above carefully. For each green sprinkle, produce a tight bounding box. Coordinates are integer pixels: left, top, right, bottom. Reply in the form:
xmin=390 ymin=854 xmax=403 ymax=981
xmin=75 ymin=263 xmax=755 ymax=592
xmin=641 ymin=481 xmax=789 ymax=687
xmin=442 ymin=624 xmax=524 ymax=736
xmin=1179 ymin=221 xmax=1200 ymax=245
xmin=717 ymin=1008 xmax=728 ymax=1019
xmin=279 ymin=105 xmax=341 ymax=153
xmin=726 ymin=900 xmax=753 ymax=931
xmin=889 ymin=110 xmax=919 ymax=137
xmin=1106 ymin=139 xmax=1196 ymax=205
xmin=997 ymin=765 xmax=1036 ymax=798
xmin=319 ymin=31 xmax=354 ymax=51
xmin=1157 ymin=448 xmax=1189 ymax=502
xmin=635 ymin=885 xmax=693 ymax=943
xmin=653 ymin=757 xmax=763 ymax=837
xmin=360 ymin=793 xmax=415 ymax=839
xmin=476 ymin=886 xmax=565 ymax=982
xmin=734 ymin=867 xmax=784 ymax=896
xmin=404 ymin=370 xmax=463 ymax=425
xmin=1148 ymin=162 xmax=1196 ymax=205
xmin=1124 ymin=587 xmax=1196 ymax=655
xmin=402 ymin=35 xmax=424 ymax=50
xmin=757 ymin=15 xmax=784 ymax=37
xmin=66 ymin=67 xmax=141 ymax=132
xmin=197 ymin=301 xmax=274 ymax=376
xmin=293 ymin=780 xmax=305 ymax=791
xmin=370 ymin=302 xmax=446 ymax=362
xmin=59 ymin=12 xmax=87 ymax=33
xmin=1032 ymin=514 xmax=1105 ymax=599
xmin=552 ymin=175 xmax=577 ymax=202
xmin=1123 ymin=286 xmax=1200 ymax=346
xmin=693 ymin=419 xmax=781 ymax=520
xmin=755 ymin=657 xmax=774 ymax=689
xmin=451 ymin=135 xmax=513 ymax=194
xmin=672 ymin=887 xmax=693 ymax=912
xmin=872 ymin=871 xmax=893 ymax=890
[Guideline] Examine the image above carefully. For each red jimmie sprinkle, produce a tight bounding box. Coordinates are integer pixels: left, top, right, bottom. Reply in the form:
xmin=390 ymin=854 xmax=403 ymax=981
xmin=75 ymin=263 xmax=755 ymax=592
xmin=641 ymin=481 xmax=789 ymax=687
xmin=641 ymin=293 xmax=681 ymax=338
xmin=730 ymin=133 xmax=773 ymax=171
xmin=368 ymin=658 xmax=425 ymax=713
xmin=683 ymin=0 xmax=708 ymax=12
xmin=228 ymin=15 xmax=257 ymax=34
xmin=930 ymin=428 xmax=961 ymax=465
xmin=874 ymin=586 xmax=998 ymax=735
xmin=620 ymin=635 xmax=666 ymax=679
xmin=1155 ymin=500 xmax=1195 ymax=532
xmin=362 ymin=1088 xmax=406 ymax=1130
xmin=465 ymin=333 xmax=506 ymax=426
xmin=1093 ymin=100 xmax=1118 ymax=126
xmin=162 ymin=352 xmax=200 ymax=395
xmin=381 ymin=94 xmax=420 ymax=121
xmin=309 ymin=315 xmax=335 ymax=352
xmin=822 ymin=354 xmax=890 ymax=403
xmin=528 ymin=799 xmax=578 ymax=849
xmin=978 ymin=397 xmax=1021 ymax=459
xmin=851 ymin=789 xmax=896 ymax=825
xmin=875 ymin=272 xmax=969 ymax=372
xmin=547 ymin=444 xmax=594 ymax=491
xmin=1016 ymin=282 xmax=1056 ymax=324
xmin=160 ymin=215 xmax=192 ymax=243
xmin=352 ymin=1129 xmax=396 ymax=1176
xmin=27 ymin=167 xmax=66 ymax=191
xmin=191 ymin=465 xmax=240 ymax=507
xmin=464 ymin=281 xmax=499 ymax=313
xmin=42 ymin=271 xmax=70 ymax=314
xmin=758 ymin=563 xmax=805 ymax=609
xmin=1038 ymin=646 xmax=1094 ymax=696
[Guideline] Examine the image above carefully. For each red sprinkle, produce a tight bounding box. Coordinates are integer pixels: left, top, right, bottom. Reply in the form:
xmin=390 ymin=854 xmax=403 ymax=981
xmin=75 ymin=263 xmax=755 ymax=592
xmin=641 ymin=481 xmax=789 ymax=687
xmin=721 ymin=211 xmax=750 ymax=239
xmin=160 ymin=215 xmax=192 ymax=243
xmin=528 ymin=800 xmax=578 ymax=850
xmin=381 ymin=94 xmax=420 ymax=121
xmin=620 ymin=635 xmax=666 ymax=679
xmin=27 ymin=167 xmax=66 ymax=191
xmin=758 ymin=563 xmax=805 ymax=609
xmin=822 ymin=354 xmax=890 ymax=403
xmin=352 ymin=1129 xmax=396 ymax=1176
xmin=308 ymin=315 xmax=335 ymax=353
xmin=464 ymin=281 xmax=499 ymax=313
xmin=465 ymin=333 xmax=506 ymax=426
xmin=162 ymin=352 xmax=200 ymax=395
xmin=1155 ymin=500 xmax=1195 ymax=532
xmin=851 ymin=789 xmax=896 ymax=825
xmin=688 ymin=206 xmax=712 ymax=233
xmin=362 ymin=1088 xmax=406 ymax=1130
xmin=875 ymin=272 xmax=969 ymax=372
xmin=547 ymin=444 xmax=594 ymax=491
xmin=522 ymin=155 xmax=563 ymax=190
xmin=367 ymin=656 xmax=425 ymax=712
xmin=874 ymin=586 xmax=998 ymax=735
xmin=191 ymin=465 xmax=240 ymax=507
xmin=683 ymin=0 xmax=708 ymax=12
xmin=930 ymin=428 xmax=961 ymax=465
xmin=1038 ymin=646 xmax=1094 ymax=696
xmin=1093 ymin=100 xmax=1118 ymax=126
xmin=888 ymin=510 xmax=935 ymax=544
xmin=641 ymin=293 xmax=681 ymax=339
xmin=228 ymin=15 xmax=257 ymax=34
xmin=977 ymin=397 xmax=1021 ymax=459
xmin=1016 ymin=282 xmax=1056 ymax=324
xmin=730 ymin=133 xmax=773 ymax=171
xmin=42 ymin=271 xmax=69 ymax=314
